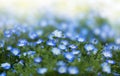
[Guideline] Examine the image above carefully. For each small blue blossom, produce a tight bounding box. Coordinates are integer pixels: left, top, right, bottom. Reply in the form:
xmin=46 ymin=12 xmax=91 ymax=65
xmin=0 ymin=40 xmax=4 ymax=48
xmin=102 ymin=50 xmax=112 ymax=58
xmin=46 ymin=40 xmax=56 ymax=46
xmin=28 ymin=32 xmax=38 ymax=40
xmin=68 ymin=66 xmax=79 ymax=75
xmin=7 ymin=46 xmax=12 ymax=50
xmin=58 ymin=66 xmax=67 ymax=74
xmin=58 ymin=44 xmax=66 ymax=50
xmin=10 ymin=48 xmax=20 ymax=56
xmin=51 ymin=48 xmax=61 ymax=55
xmin=17 ymin=39 xmax=28 ymax=47
xmin=61 ymin=40 xmax=68 ymax=45
xmin=34 ymin=57 xmax=42 ymax=63
xmin=4 ymin=30 xmax=12 ymax=38
xmin=64 ymin=52 xmax=75 ymax=62
xmin=36 ymin=39 xmax=43 ymax=44
xmin=84 ymin=44 xmax=95 ymax=52
xmin=72 ymin=50 xmax=80 ymax=55
xmin=56 ymin=61 xmax=66 ymax=66
xmin=69 ymin=44 xmax=77 ymax=49
xmin=77 ymin=36 xmax=86 ymax=42
xmin=106 ymin=60 xmax=115 ymax=64
xmin=37 ymin=68 xmax=48 ymax=74
xmin=101 ymin=62 xmax=111 ymax=73
xmin=1 ymin=63 xmax=11 ymax=70
xmin=52 ymin=30 xmax=63 ymax=38
xmin=36 ymin=30 xmax=43 ymax=36
xmin=0 ymin=72 xmax=6 ymax=76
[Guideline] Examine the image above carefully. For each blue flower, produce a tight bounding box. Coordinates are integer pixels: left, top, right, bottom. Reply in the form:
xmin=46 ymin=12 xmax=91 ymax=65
xmin=77 ymin=36 xmax=86 ymax=42
xmin=1 ymin=63 xmax=11 ymax=70
xmin=58 ymin=44 xmax=66 ymax=50
xmin=36 ymin=30 xmax=43 ymax=36
xmin=101 ymin=62 xmax=111 ymax=73
xmin=7 ymin=46 xmax=12 ymax=50
xmin=0 ymin=72 xmax=6 ymax=76
xmin=106 ymin=60 xmax=115 ymax=64
xmin=69 ymin=44 xmax=77 ymax=49
xmin=36 ymin=39 xmax=43 ymax=44
xmin=58 ymin=66 xmax=67 ymax=74
xmin=46 ymin=40 xmax=56 ymax=46
xmin=68 ymin=66 xmax=79 ymax=75
xmin=17 ymin=39 xmax=28 ymax=47
xmin=64 ymin=52 xmax=75 ymax=62
xmin=4 ymin=30 xmax=12 ymax=38
xmin=52 ymin=30 xmax=63 ymax=38
xmin=56 ymin=61 xmax=66 ymax=66
xmin=51 ymin=48 xmax=61 ymax=55
xmin=72 ymin=50 xmax=80 ymax=55
xmin=84 ymin=44 xmax=95 ymax=52
xmin=61 ymin=40 xmax=68 ymax=45
xmin=37 ymin=68 xmax=48 ymax=74
xmin=0 ymin=40 xmax=4 ymax=48
xmin=102 ymin=50 xmax=112 ymax=58
xmin=10 ymin=48 xmax=20 ymax=56
xmin=28 ymin=32 xmax=38 ymax=40
xmin=34 ymin=57 xmax=42 ymax=63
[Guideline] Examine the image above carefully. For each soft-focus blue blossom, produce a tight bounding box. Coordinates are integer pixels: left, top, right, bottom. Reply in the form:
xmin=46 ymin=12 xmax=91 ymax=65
xmin=77 ymin=36 xmax=86 ymax=42
xmin=106 ymin=60 xmax=115 ymax=64
xmin=52 ymin=30 xmax=63 ymax=38
xmin=1 ymin=63 xmax=11 ymax=70
xmin=34 ymin=57 xmax=42 ymax=63
xmin=69 ymin=44 xmax=77 ymax=49
xmin=90 ymin=38 xmax=98 ymax=44
xmin=64 ymin=52 xmax=75 ymax=62
xmin=46 ymin=40 xmax=56 ymax=46
xmin=56 ymin=61 xmax=66 ymax=66
xmin=68 ymin=66 xmax=79 ymax=75
xmin=0 ymin=40 xmax=4 ymax=48
xmin=115 ymin=37 xmax=120 ymax=44
xmin=36 ymin=30 xmax=43 ymax=36
xmin=37 ymin=68 xmax=48 ymax=74
xmin=84 ymin=44 xmax=95 ymax=52
xmin=27 ymin=51 xmax=36 ymax=57
xmin=36 ymin=39 xmax=43 ymax=44
xmin=58 ymin=66 xmax=67 ymax=74
xmin=0 ymin=72 xmax=6 ymax=76
xmin=61 ymin=40 xmax=68 ymax=46
xmin=72 ymin=50 xmax=80 ymax=55
xmin=10 ymin=48 xmax=20 ymax=56
xmin=17 ymin=39 xmax=28 ymax=47
xmin=102 ymin=50 xmax=112 ymax=58
xmin=58 ymin=44 xmax=66 ymax=50
xmin=28 ymin=32 xmax=38 ymax=40
xmin=4 ymin=30 xmax=12 ymax=38
xmin=7 ymin=46 xmax=12 ymax=50
xmin=51 ymin=48 xmax=61 ymax=55
xmin=101 ymin=62 xmax=111 ymax=73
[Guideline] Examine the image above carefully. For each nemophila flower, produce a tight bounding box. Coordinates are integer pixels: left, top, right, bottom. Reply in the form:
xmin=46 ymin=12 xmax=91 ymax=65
xmin=115 ymin=37 xmax=120 ymax=44
xmin=36 ymin=30 xmax=43 ymax=36
xmin=36 ymin=39 xmax=43 ymax=44
xmin=0 ymin=72 xmax=6 ymax=76
xmin=68 ymin=66 xmax=79 ymax=75
xmin=102 ymin=50 xmax=112 ymax=58
xmin=106 ymin=60 xmax=115 ymax=64
xmin=37 ymin=68 xmax=48 ymax=74
xmin=90 ymin=38 xmax=98 ymax=44
xmin=27 ymin=51 xmax=36 ymax=57
xmin=80 ymin=28 xmax=88 ymax=36
xmin=18 ymin=60 xmax=24 ymax=65
xmin=28 ymin=32 xmax=38 ymax=40
xmin=72 ymin=50 xmax=80 ymax=55
xmin=56 ymin=61 xmax=66 ymax=66
xmin=93 ymin=28 xmax=100 ymax=35
xmin=58 ymin=66 xmax=67 ymax=74
xmin=84 ymin=44 xmax=95 ymax=52
xmin=0 ymin=40 xmax=4 ymax=48
xmin=77 ymin=36 xmax=86 ymax=42
xmin=17 ymin=39 xmax=28 ymax=47
xmin=4 ymin=30 xmax=12 ymax=38
xmin=64 ymin=52 xmax=75 ymax=62
xmin=34 ymin=57 xmax=42 ymax=63
xmin=7 ymin=46 xmax=12 ymax=50
xmin=46 ymin=40 xmax=56 ymax=46
xmin=58 ymin=44 xmax=66 ymax=50
xmin=28 ymin=42 xmax=36 ymax=47
xmin=10 ymin=48 xmax=20 ymax=56
xmin=40 ymin=20 xmax=48 ymax=27
xmin=101 ymin=62 xmax=111 ymax=74
xmin=69 ymin=44 xmax=77 ymax=49
xmin=52 ymin=30 xmax=63 ymax=38
xmin=61 ymin=40 xmax=68 ymax=45
xmin=1 ymin=63 xmax=11 ymax=70
xmin=51 ymin=48 xmax=61 ymax=55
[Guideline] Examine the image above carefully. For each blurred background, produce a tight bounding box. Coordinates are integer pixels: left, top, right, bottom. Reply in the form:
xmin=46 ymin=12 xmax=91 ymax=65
xmin=0 ymin=0 xmax=120 ymax=34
